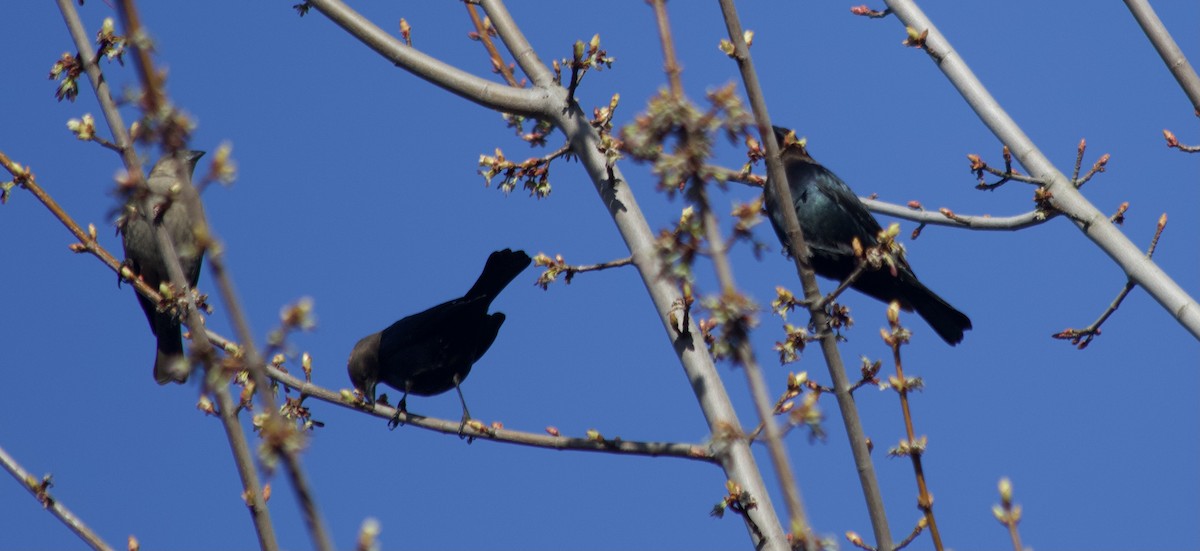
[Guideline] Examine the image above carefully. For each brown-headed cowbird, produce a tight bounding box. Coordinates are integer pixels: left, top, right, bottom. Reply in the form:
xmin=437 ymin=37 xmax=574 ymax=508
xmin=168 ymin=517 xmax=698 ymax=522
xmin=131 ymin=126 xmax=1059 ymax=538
xmin=347 ymin=249 xmax=531 ymax=433
xmin=119 ymin=150 xmax=207 ymax=383
xmin=764 ymin=127 xmax=971 ymax=344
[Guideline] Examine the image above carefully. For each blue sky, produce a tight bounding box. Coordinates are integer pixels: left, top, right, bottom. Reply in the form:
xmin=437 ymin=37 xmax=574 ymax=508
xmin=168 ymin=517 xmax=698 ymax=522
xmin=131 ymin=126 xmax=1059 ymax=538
xmin=2 ymin=1 xmax=1197 ymax=550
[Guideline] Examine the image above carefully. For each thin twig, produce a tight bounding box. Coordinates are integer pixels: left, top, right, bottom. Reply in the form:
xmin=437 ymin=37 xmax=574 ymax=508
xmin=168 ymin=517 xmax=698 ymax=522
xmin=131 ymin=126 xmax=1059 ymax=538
xmin=882 ymin=305 xmax=943 ymax=550
xmin=992 ymin=478 xmax=1024 ymax=551
xmin=1072 ymin=153 xmax=1110 ymax=189
xmin=464 ymin=3 xmax=520 ymax=87
xmin=0 ymin=444 xmax=116 ymax=551
xmin=716 ymin=1 xmax=894 ymax=549
xmin=651 ymin=1 xmax=815 ymax=545
xmin=276 ymin=366 xmax=716 ymax=461
xmin=1071 ymin=139 xmax=1086 ymax=181
xmin=533 ymin=254 xmax=632 ymax=288
xmin=1053 ymin=214 xmax=1168 ymax=349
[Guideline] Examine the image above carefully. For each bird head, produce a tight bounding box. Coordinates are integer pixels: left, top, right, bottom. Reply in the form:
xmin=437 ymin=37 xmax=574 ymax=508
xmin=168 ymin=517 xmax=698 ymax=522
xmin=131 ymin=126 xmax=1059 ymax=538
xmin=148 ymin=149 xmax=206 ymax=180
xmin=768 ymin=128 xmax=816 ymax=163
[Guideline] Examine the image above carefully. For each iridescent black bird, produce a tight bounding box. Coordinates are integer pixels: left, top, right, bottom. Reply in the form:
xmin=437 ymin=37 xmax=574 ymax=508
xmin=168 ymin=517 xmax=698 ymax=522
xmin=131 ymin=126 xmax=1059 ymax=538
xmin=764 ymin=127 xmax=971 ymax=344
xmin=347 ymin=249 xmax=531 ymax=433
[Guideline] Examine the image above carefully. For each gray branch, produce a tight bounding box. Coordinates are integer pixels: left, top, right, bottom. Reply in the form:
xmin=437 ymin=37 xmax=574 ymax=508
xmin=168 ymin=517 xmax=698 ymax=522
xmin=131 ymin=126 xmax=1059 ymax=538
xmin=884 ymin=0 xmax=1200 ymax=339
xmin=1123 ymin=0 xmax=1200 ymax=111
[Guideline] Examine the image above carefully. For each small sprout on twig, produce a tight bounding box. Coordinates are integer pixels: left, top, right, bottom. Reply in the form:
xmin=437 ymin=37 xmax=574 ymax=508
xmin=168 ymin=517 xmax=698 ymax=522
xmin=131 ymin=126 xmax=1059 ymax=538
xmin=1163 ymin=129 xmax=1200 ymax=152
xmin=356 ymin=517 xmax=381 ymax=551
xmin=887 ymin=435 xmax=927 ymax=458
xmin=1072 ymin=138 xmax=1087 ymax=180
xmin=717 ymin=30 xmax=754 ymax=58
xmin=49 ymin=52 xmax=82 ymax=102
xmin=771 ymin=286 xmax=800 ymax=320
xmin=993 ymin=477 xmax=1025 ymax=550
xmin=851 ymin=5 xmax=892 ymax=18
xmin=879 ymin=301 xmax=911 ymax=348
xmin=711 ymin=479 xmax=757 ymax=519
xmin=67 ymin=114 xmax=95 ymax=141
xmin=532 ymin=253 xmax=633 ymax=289
xmin=562 ymin=34 xmax=614 ymax=103
xmin=845 ymin=530 xmax=871 ymax=551
xmin=478 ymin=145 xmax=565 ymax=198
xmin=467 ymin=15 xmax=497 ymax=42
xmin=730 ymin=196 xmax=767 ymax=256
xmin=545 ymin=426 xmax=560 ymax=437
xmin=901 ymin=26 xmax=928 ymax=49
xmin=239 ymin=379 xmax=257 ymax=411
xmin=281 ymin=296 xmax=317 ymax=330
xmin=203 ymin=142 xmax=237 ymax=187
xmin=197 ymin=395 xmax=217 ymax=416
xmin=893 ymin=517 xmax=929 ymax=550
xmin=1032 ymin=187 xmax=1055 ymax=216
xmin=96 ymin=18 xmax=127 ymax=65
xmin=1110 ymin=202 xmax=1128 ymax=224
xmin=691 ymin=314 xmax=714 ymax=343
xmin=586 ymin=429 xmax=604 ymax=442
xmin=774 ymin=324 xmax=808 ymax=365
xmin=398 ymin=18 xmax=412 ymax=46
xmin=655 ymin=206 xmax=702 ymax=285
xmin=69 ymin=223 xmax=99 ymax=253
xmin=772 ymin=371 xmax=807 ymax=414
xmin=702 ymin=291 xmax=759 ymax=365
xmin=1075 ymin=152 xmax=1110 ymax=188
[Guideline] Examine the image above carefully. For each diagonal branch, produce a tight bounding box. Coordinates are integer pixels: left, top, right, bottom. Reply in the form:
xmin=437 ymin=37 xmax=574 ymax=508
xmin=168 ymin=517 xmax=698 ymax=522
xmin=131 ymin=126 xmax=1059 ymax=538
xmin=0 ymin=444 xmax=115 ymax=551
xmin=1122 ymin=0 xmax=1200 ymax=111
xmin=303 ymin=0 xmax=547 ymax=117
xmin=715 ymin=1 xmax=894 ymax=549
xmin=49 ymin=5 xmax=280 ymax=549
xmin=882 ymin=0 xmax=1200 ymax=340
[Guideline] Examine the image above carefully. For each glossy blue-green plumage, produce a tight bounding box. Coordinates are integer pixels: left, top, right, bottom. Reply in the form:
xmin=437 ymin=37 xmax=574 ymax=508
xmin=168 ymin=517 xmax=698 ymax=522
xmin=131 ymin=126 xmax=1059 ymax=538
xmin=765 ymin=127 xmax=971 ymax=344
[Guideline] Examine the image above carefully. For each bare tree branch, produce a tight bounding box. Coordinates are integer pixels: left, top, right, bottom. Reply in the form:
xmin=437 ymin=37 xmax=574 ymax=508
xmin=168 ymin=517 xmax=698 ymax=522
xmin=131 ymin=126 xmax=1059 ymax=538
xmin=303 ymin=0 xmax=549 ymax=118
xmin=716 ymin=1 xmax=895 ymax=549
xmin=49 ymin=5 xmax=281 ymax=548
xmin=0 ymin=444 xmax=115 ymax=551
xmin=1122 ymin=0 xmax=1200 ymax=111
xmin=882 ymin=0 xmax=1200 ymax=340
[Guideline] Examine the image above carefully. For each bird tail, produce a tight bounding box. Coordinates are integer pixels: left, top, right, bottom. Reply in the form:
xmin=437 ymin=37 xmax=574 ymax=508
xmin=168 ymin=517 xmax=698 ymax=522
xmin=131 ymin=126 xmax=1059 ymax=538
xmin=152 ymin=316 xmax=190 ymax=384
xmin=903 ymin=275 xmax=973 ymax=346
xmin=464 ymin=249 xmax=532 ymax=303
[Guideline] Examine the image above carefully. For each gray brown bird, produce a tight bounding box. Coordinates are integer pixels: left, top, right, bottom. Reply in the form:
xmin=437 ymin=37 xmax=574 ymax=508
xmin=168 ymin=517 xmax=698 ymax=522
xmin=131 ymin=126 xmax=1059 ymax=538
xmin=347 ymin=249 xmax=531 ymax=434
xmin=764 ymin=127 xmax=971 ymax=344
xmin=119 ymin=150 xmax=206 ymax=384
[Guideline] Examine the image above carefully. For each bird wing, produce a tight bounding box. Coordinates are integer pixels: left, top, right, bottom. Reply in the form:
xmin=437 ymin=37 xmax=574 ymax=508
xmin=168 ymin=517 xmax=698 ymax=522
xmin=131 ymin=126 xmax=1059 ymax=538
xmin=809 ymin=165 xmax=916 ymax=272
xmin=376 ymin=295 xmax=491 ymax=373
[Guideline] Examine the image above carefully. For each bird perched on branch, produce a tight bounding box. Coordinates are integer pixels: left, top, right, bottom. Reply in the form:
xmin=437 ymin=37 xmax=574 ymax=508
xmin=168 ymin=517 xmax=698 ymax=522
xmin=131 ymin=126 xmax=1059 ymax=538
xmin=348 ymin=248 xmax=532 ymax=435
xmin=763 ymin=126 xmax=971 ymax=344
xmin=119 ymin=150 xmax=207 ymax=384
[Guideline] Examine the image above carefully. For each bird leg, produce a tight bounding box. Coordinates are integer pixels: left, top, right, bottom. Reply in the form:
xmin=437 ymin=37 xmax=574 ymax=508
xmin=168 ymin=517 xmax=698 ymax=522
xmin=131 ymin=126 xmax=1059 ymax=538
xmin=453 ymin=375 xmax=473 ymax=442
xmin=818 ymin=259 xmax=871 ymax=310
xmin=387 ymin=386 xmax=411 ymax=430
